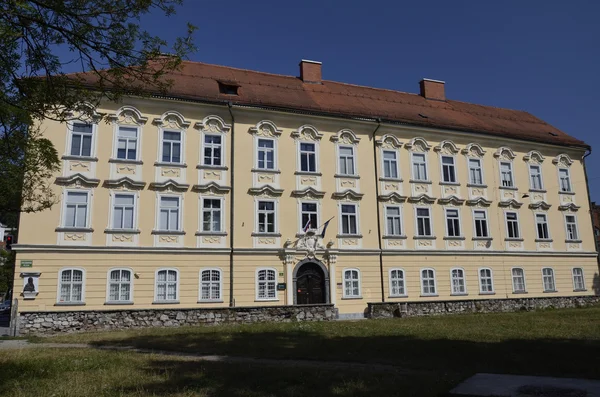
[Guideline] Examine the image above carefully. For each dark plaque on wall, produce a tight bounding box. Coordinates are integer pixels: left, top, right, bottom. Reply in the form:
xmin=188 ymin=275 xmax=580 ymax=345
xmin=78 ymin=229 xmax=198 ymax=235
xmin=277 ymin=283 xmax=286 ymax=291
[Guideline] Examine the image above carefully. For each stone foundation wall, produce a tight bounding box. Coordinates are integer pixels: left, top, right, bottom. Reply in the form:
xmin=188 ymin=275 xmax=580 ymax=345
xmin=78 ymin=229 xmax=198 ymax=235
xmin=19 ymin=304 xmax=336 ymax=336
xmin=368 ymin=296 xmax=600 ymax=319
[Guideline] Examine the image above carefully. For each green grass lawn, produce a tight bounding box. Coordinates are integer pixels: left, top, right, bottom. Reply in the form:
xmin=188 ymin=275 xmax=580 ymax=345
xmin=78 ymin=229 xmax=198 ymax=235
xmin=2 ymin=307 xmax=599 ymax=396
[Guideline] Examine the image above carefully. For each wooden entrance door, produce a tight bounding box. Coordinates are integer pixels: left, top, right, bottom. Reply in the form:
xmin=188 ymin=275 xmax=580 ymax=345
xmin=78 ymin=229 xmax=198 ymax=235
xmin=296 ymin=262 xmax=326 ymax=305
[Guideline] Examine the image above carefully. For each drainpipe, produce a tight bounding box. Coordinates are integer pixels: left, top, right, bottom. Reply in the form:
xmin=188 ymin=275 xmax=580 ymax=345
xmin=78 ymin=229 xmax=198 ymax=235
xmin=582 ymin=148 xmax=598 ymax=267
xmin=371 ymin=119 xmax=385 ymax=302
xmin=227 ymin=103 xmax=235 ymax=307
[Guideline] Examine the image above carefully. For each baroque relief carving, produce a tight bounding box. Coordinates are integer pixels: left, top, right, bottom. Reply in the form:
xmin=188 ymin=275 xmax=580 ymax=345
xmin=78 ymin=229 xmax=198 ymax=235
xmin=116 ymin=165 xmax=136 ymax=174
xmin=69 ymin=161 xmax=90 ymax=172
xmin=159 ymin=235 xmax=179 ymax=243
xmin=161 ymin=168 xmax=181 ymax=177
xmin=153 ymin=111 xmax=191 ymax=129
xmin=291 ymin=125 xmax=323 ymax=141
xmin=195 ymin=115 xmax=231 ymax=134
xmin=461 ymin=143 xmax=486 ymax=158
xmin=202 ymin=237 xmax=221 ymax=244
xmin=258 ymin=238 xmax=276 ymax=244
xmin=405 ymin=137 xmax=431 ymax=152
xmin=552 ymin=153 xmax=574 ymax=167
xmin=493 ymin=146 xmax=517 ymax=160
xmin=375 ymin=134 xmax=402 ymax=149
xmin=330 ymin=129 xmax=360 ymax=144
xmin=523 ymin=150 xmax=545 ymax=164
xmin=249 ymin=120 xmax=282 ymax=138
xmin=433 ymin=140 xmax=460 ymax=155
xmin=64 ymin=233 xmax=85 ymax=241
xmin=107 ymin=106 xmax=148 ymax=125
xmin=112 ymin=234 xmax=133 ymax=242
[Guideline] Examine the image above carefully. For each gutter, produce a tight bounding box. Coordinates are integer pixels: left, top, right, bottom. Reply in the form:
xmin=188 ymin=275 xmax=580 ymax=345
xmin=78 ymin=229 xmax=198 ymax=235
xmin=227 ymin=103 xmax=236 ymax=307
xmin=371 ymin=119 xmax=385 ymax=303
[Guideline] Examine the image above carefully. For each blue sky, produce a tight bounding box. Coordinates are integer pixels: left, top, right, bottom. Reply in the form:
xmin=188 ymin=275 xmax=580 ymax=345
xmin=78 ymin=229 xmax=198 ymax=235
xmin=140 ymin=1 xmax=600 ymax=199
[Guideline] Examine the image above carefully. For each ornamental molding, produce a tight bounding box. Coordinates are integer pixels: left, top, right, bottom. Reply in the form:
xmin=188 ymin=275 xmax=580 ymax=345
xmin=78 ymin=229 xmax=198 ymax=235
xmin=523 ymin=150 xmax=545 ymax=164
xmin=107 ymin=106 xmax=148 ymax=125
xmin=192 ymin=182 xmax=231 ymax=195
xmin=152 ymin=111 xmax=191 ymax=129
xmin=465 ymin=197 xmax=493 ymax=207
xmin=375 ymin=134 xmax=402 ymax=149
xmin=558 ymin=203 xmax=581 ymax=212
xmin=461 ymin=143 xmax=486 ymax=158
xmin=528 ymin=201 xmax=552 ymax=210
xmin=330 ymin=129 xmax=360 ymax=145
xmin=67 ymin=102 xmax=102 ymax=123
xmin=407 ymin=194 xmax=436 ymax=204
xmin=55 ymin=173 xmax=100 ymax=188
xmin=331 ymin=189 xmax=364 ymax=201
xmin=194 ymin=115 xmax=231 ymax=134
xmin=247 ymin=185 xmax=284 ymax=197
xmin=291 ymin=187 xmax=326 ymax=199
xmin=103 ymin=177 xmax=146 ymax=190
xmin=498 ymin=199 xmax=523 ymax=209
xmin=437 ymin=195 xmax=465 ymax=206
xmin=148 ymin=179 xmax=189 ymax=192
xmin=552 ymin=153 xmax=574 ymax=167
xmin=405 ymin=137 xmax=431 ymax=152
xmin=434 ymin=140 xmax=460 ymax=155
xmin=378 ymin=192 xmax=407 ymax=203
xmin=249 ymin=120 xmax=282 ymax=138
xmin=291 ymin=124 xmax=323 ymax=141
xmin=493 ymin=146 xmax=517 ymax=160
xmin=295 ymin=230 xmax=326 ymax=258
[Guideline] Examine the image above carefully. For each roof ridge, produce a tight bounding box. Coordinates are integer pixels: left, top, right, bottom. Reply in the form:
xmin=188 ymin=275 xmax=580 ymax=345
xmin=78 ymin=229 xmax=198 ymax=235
xmin=181 ymin=60 xmax=298 ymax=80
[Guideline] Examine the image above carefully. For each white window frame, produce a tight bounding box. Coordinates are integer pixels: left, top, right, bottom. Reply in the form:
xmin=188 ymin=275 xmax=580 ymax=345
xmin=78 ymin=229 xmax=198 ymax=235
xmin=154 ymin=268 xmax=180 ymax=303
xmin=564 ymin=214 xmax=580 ymax=241
xmin=382 ymin=149 xmax=400 ymax=179
xmin=467 ymin=158 xmax=484 ymax=186
xmin=534 ymin=212 xmax=551 ymax=240
xmin=159 ymin=128 xmax=185 ymax=164
xmin=541 ymin=267 xmax=556 ymax=292
xmin=414 ymin=206 xmax=433 ymax=237
xmin=411 ymin=152 xmax=429 ymax=182
xmin=572 ymin=267 xmax=586 ymax=291
xmin=389 ymin=268 xmax=406 ymax=297
xmin=472 ymin=209 xmax=490 ymax=238
xmin=528 ymin=164 xmax=544 ymax=190
xmin=444 ymin=207 xmax=462 ymax=238
xmin=202 ymin=133 xmax=224 ymax=167
xmin=110 ymin=191 xmax=137 ymax=230
xmin=337 ymin=144 xmax=357 ymax=176
xmin=558 ymin=167 xmax=572 ymax=193
xmin=256 ymin=137 xmax=277 ymax=170
xmin=342 ymin=268 xmax=362 ymax=298
xmin=420 ymin=268 xmax=437 ymax=296
xmin=61 ymin=189 xmax=92 ymax=229
xmin=450 ymin=267 xmax=467 ymax=295
xmin=478 ymin=267 xmax=495 ymax=294
xmin=440 ymin=155 xmax=457 ymax=183
xmin=384 ymin=205 xmax=403 ymax=236
xmin=106 ymin=268 xmax=133 ymax=303
xmin=298 ymin=140 xmax=319 ymax=173
xmin=255 ymin=199 xmax=278 ymax=234
xmin=200 ymin=196 xmax=224 ymax=233
xmin=299 ymin=200 xmax=319 ymax=233
xmin=113 ymin=125 xmax=141 ymax=161
xmin=255 ymin=267 xmax=278 ymax=301
xmin=499 ymin=161 xmax=514 ymax=188
xmin=504 ymin=211 xmax=520 ymax=239
xmin=199 ymin=268 xmax=223 ymax=302
xmin=57 ymin=267 xmax=86 ymax=304
xmin=511 ymin=267 xmax=527 ymax=293
xmin=66 ymin=120 xmax=97 ymax=158
xmin=156 ymin=195 xmax=183 ymax=232
xmin=339 ymin=202 xmax=360 ymax=236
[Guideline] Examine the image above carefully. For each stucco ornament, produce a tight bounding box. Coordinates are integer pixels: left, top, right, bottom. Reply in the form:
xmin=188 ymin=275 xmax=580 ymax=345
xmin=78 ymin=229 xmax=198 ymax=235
xmin=195 ymin=115 xmax=231 ymax=133
xmin=249 ymin=120 xmax=282 ymax=138
xmin=461 ymin=143 xmax=486 ymax=158
xmin=108 ymin=106 xmax=148 ymax=125
xmin=292 ymin=125 xmax=323 ymax=141
xmin=405 ymin=137 xmax=431 ymax=152
xmin=296 ymin=230 xmax=325 ymax=258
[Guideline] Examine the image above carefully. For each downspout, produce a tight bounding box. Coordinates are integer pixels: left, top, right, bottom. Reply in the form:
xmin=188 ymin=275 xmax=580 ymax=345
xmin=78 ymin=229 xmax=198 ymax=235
xmin=371 ymin=119 xmax=385 ymax=302
xmin=582 ymin=148 xmax=598 ymax=266
xmin=227 ymin=103 xmax=235 ymax=307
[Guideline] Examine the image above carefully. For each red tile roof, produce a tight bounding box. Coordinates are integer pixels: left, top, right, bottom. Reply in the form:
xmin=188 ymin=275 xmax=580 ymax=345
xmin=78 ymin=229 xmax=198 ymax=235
xmin=80 ymin=61 xmax=589 ymax=148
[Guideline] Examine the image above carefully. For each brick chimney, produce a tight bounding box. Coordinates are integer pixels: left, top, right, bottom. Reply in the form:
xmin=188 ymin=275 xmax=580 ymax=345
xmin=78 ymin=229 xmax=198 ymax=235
xmin=419 ymin=78 xmax=445 ymax=101
xmin=300 ymin=60 xmax=322 ymax=84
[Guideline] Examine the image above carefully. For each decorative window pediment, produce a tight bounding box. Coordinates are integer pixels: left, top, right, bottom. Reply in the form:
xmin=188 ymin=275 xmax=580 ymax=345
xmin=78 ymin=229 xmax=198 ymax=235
xmin=55 ymin=173 xmax=100 ymax=188
xmin=376 ymin=134 xmax=402 ymax=149
xmin=405 ymin=137 xmax=431 ymax=152
xmin=437 ymin=195 xmax=465 ymax=206
xmin=498 ymin=199 xmax=523 ymax=209
xmin=331 ymin=189 xmax=364 ymax=201
xmin=552 ymin=153 xmax=574 ymax=167
xmin=149 ymin=179 xmax=189 ymax=192
xmin=378 ymin=192 xmax=407 ymax=204
xmin=108 ymin=106 xmax=148 ymax=125
xmin=461 ymin=143 xmax=486 ymax=158
xmin=194 ymin=115 xmax=231 ymax=134
xmin=558 ymin=203 xmax=581 ymax=212
xmin=434 ymin=140 xmax=460 ymax=155
xmin=249 ymin=120 xmax=282 ymax=138
xmin=192 ymin=182 xmax=231 ymax=195
xmin=330 ymin=129 xmax=360 ymax=144
xmin=466 ymin=197 xmax=492 ymax=207
xmin=291 ymin=187 xmax=326 ymax=199
xmin=291 ymin=125 xmax=322 ymax=141
xmin=103 ymin=177 xmax=146 ymax=190
xmin=153 ymin=111 xmax=191 ymax=129
xmin=523 ymin=150 xmax=545 ymax=164
xmin=407 ymin=194 xmax=436 ymax=204
xmin=493 ymin=146 xmax=516 ymax=160
xmin=67 ymin=102 xmax=102 ymax=123
xmin=248 ymin=185 xmax=284 ymax=197
xmin=528 ymin=201 xmax=552 ymax=211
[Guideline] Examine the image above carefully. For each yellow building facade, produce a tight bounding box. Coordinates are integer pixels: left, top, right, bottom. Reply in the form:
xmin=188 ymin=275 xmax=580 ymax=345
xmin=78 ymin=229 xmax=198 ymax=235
xmin=13 ymin=60 xmax=598 ymax=321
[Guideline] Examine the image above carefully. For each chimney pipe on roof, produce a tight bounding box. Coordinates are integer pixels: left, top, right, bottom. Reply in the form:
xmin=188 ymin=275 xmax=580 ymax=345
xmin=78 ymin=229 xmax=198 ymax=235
xmin=300 ymin=60 xmax=322 ymax=84
xmin=419 ymin=78 xmax=445 ymax=101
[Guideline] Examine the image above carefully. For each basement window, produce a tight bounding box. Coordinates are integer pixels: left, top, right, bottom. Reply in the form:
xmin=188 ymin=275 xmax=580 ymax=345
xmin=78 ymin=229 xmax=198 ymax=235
xmin=218 ymin=82 xmax=239 ymax=96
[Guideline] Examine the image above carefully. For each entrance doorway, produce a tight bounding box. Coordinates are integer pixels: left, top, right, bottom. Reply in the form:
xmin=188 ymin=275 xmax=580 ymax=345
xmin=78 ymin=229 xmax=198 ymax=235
xmin=295 ymin=262 xmax=326 ymax=305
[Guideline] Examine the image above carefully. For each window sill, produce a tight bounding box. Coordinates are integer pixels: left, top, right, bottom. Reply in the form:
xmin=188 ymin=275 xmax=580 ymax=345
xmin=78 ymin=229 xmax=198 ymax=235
xmin=479 ymin=292 xmax=496 ymax=295
xmin=251 ymin=168 xmax=281 ymax=174
xmin=337 ymin=234 xmax=363 ymax=238
xmin=105 ymin=229 xmax=140 ymax=234
xmin=55 ymin=302 xmax=86 ymax=306
xmin=450 ymin=293 xmax=468 ymax=296
xmin=529 ymin=188 xmax=547 ymax=193
xmin=467 ymin=183 xmax=488 ymax=188
xmin=388 ymin=295 xmax=408 ymax=299
xmin=341 ymin=296 xmax=363 ymax=300
xmin=154 ymin=162 xmax=187 ymax=168
xmin=152 ymin=230 xmax=186 ymax=235
xmin=413 ymin=236 xmax=436 ymax=240
xmin=379 ymin=177 xmax=403 ymax=182
xmin=573 ymin=289 xmax=587 ymax=292
xmin=444 ymin=236 xmax=465 ymax=240
xmin=152 ymin=300 xmax=180 ymax=304
xmin=566 ymin=239 xmax=583 ymax=243
xmin=334 ymin=173 xmax=360 ymax=179
xmin=109 ymin=158 xmax=143 ymax=165
xmin=295 ymin=171 xmax=322 ymax=176
xmin=420 ymin=294 xmax=439 ymax=298
xmin=499 ymin=186 xmax=518 ymax=191
xmin=62 ymin=155 xmax=99 ymax=162
xmin=252 ymin=232 xmax=282 ymax=237
xmin=254 ymin=299 xmax=279 ymax=302
xmin=512 ymin=291 xmax=528 ymax=294
xmin=198 ymin=300 xmax=225 ymax=304
xmin=439 ymin=181 xmax=461 ymax=186
xmin=535 ymin=239 xmax=553 ymax=243
xmin=409 ymin=179 xmax=432 ymax=184
xmin=559 ymin=191 xmax=576 ymax=195
xmin=543 ymin=290 xmax=558 ymax=294
xmin=197 ymin=164 xmax=229 ymax=171
xmin=104 ymin=301 xmax=134 ymax=305
xmin=383 ymin=235 xmax=407 ymax=239
xmin=56 ymin=227 xmax=94 ymax=233
xmin=195 ymin=231 xmax=227 ymax=236
xmin=505 ymin=238 xmax=524 ymax=242
xmin=472 ymin=237 xmax=493 ymax=241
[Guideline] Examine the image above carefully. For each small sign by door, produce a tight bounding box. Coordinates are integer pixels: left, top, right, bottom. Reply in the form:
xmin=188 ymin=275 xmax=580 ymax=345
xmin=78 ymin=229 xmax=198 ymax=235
xmin=277 ymin=283 xmax=286 ymax=291
xmin=20 ymin=260 xmax=33 ymax=268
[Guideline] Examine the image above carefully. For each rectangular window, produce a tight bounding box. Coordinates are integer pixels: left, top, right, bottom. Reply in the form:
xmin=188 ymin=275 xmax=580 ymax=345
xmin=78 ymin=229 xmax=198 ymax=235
xmin=559 ymin=168 xmax=572 ymax=192
xmin=565 ymin=215 xmax=579 ymax=240
xmin=159 ymin=197 xmax=180 ymax=231
xmin=445 ymin=209 xmax=461 ymax=237
xmin=64 ymin=192 xmax=89 ymax=228
xmin=117 ymin=126 xmax=138 ymax=160
xmin=512 ymin=268 xmax=526 ymax=293
xmin=572 ymin=268 xmax=585 ymax=291
xmin=542 ymin=268 xmax=555 ymax=292
xmin=338 ymin=146 xmax=355 ymax=175
xmin=300 ymin=202 xmax=318 ymax=231
xmin=468 ymin=158 xmax=483 ymax=185
xmin=300 ymin=142 xmax=317 ymax=172
xmin=383 ymin=150 xmax=399 ymax=179
xmin=441 ymin=156 xmax=456 ymax=183
xmin=529 ymin=165 xmax=543 ymax=190
xmin=108 ymin=269 xmax=132 ymax=302
xmin=257 ymin=201 xmax=276 ymax=233
xmin=479 ymin=268 xmax=494 ymax=293
xmin=506 ymin=212 xmax=520 ymax=239
xmin=156 ymin=269 xmax=178 ymax=301
xmin=474 ymin=210 xmax=489 ymax=238
xmin=59 ymin=269 xmax=84 ymax=303
xmin=341 ymin=204 xmax=358 ymax=235
xmin=343 ymin=269 xmax=361 ymax=297
xmin=257 ymin=139 xmax=275 ymax=170
xmin=257 ymin=269 xmax=277 ymax=300
xmin=500 ymin=162 xmax=514 ymax=187
xmin=202 ymin=199 xmax=222 ymax=232
xmin=416 ymin=208 xmax=432 ymax=237
xmin=421 ymin=269 xmax=436 ymax=295
xmin=536 ymin=214 xmax=550 ymax=240
xmin=200 ymin=269 xmax=221 ymax=301
xmin=203 ymin=135 xmax=222 ymax=166
xmin=412 ymin=153 xmax=428 ymax=181
xmin=389 ymin=269 xmax=405 ymax=296
xmin=161 ymin=130 xmax=182 ymax=163
xmin=451 ymin=268 xmax=466 ymax=295
xmin=69 ymin=123 xmax=93 ymax=157
xmin=112 ymin=194 xmax=135 ymax=230
xmin=386 ymin=206 xmax=402 ymax=236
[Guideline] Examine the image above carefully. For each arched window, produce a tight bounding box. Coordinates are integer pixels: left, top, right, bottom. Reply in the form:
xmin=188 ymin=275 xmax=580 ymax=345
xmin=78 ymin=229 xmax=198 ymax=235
xmin=256 ymin=268 xmax=277 ymax=300
xmin=108 ymin=268 xmax=132 ymax=302
xmin=450 ymin=268 xmax=466 ymax=295
xmin=420 ymin=268 xmax=436 ymax=296
xmin=200 ymin=269 xmax=222 ymax=301
xmin=155 ymin=269 xmax=179 ymax=302
xmin=58 ymin=268 xmax=84 ymax=303
xmin=389 ymin=269 xmax=405 ymax=297
xmin=542 ymin=268 xmax=556 ymax=292
xmin=479 ymin=268 xmax=494 ymax=293
xmin=511 ymin=268 xmax=526 ymax=293
xmin=343 ymin=269 xmax=361 ymax=298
